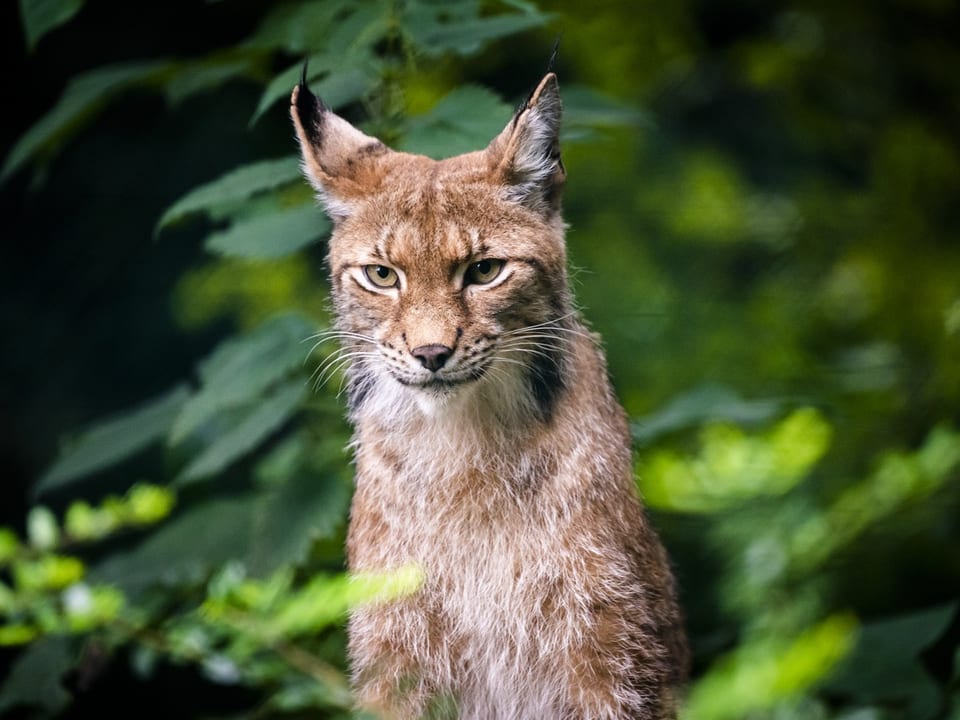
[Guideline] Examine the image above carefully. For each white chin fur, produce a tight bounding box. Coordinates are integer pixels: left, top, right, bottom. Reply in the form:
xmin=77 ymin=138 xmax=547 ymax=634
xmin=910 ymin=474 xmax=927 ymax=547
xmin=356 ymin=358 xmax=533 ymax=435
xmin=412 ymin=381 xmax=478 ymax=417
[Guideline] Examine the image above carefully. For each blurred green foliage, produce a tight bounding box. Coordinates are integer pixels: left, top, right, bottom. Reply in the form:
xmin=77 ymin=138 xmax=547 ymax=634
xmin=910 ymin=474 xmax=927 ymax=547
xmin=2 ymin=0 xmax=959 ymax=718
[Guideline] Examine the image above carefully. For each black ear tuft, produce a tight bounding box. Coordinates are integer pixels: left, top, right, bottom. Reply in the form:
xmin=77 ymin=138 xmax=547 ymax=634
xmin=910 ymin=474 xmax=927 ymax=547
xmin=295 ymin=59 xmax=326 ymax=146
xmin=546 ymin=36 xmax=561 ymax=75
xmin=517 ymin=39 xmax=562 ymax=120
xmin=299 ymin=57 xmax=309 ymax=89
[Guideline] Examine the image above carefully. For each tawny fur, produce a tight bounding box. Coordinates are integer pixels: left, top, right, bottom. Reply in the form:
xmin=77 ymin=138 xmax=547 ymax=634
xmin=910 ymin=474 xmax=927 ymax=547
xmin=291 ymin=72 xmax=687 ymax=719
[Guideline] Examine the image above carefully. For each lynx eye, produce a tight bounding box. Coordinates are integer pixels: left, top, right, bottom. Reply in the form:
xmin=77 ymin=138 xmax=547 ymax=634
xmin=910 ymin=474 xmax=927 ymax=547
xmin=363 ymin=265 xmax=399 ymax=289
xmin=465 ymin=259 xmax=505 ymax=286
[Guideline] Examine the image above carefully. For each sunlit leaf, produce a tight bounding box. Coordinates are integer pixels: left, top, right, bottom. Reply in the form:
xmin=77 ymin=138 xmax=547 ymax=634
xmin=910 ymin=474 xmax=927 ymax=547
xmin=0 ymin=624 xmax=39 ymax=646
xmin=638 ymin=408 xmax=831 ymax=513
xmin=13 ymin=555 xmax=84 ymax=592
xmin=38 ymin=384 xmax=190 ymax=493
xmin=0 ymin=529 xmax=19 ymax=564
xmin=791 ymin=426 xmax=960 ymax=571
xmin=263 ymin=565 xmax=423 ymax=639
xmin=171 ymin=313 xmax=315 ymax=443
xmin=18 ymin=0 xmax=84 ymax=51
xmin=26 ymin=506 xmax=58 ymax=550
xmin=62 ymin=583 xmax=125 ymax=632
xmin=156 ymin=157 xmax=302 ymax=233
xmin=2 ymin=60 xmax=172 ymax=182
xmin=125 ymin=483 xmax=177 ymax=524
xmin=684 ymin=615 xmax=858 ymax=720
xmin=64 ymin=500 xmax=113 ymax=541
xmin=400 ymin=85 xmax=512 ymax=159
xmin=176 ymin=378 xmax=308 ymax=484
xmin=204 ymin=203 xmax=329 ymax=259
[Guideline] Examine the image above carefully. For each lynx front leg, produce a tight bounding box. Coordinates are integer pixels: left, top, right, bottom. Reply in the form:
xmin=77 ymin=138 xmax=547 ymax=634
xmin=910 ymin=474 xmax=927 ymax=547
xmin=560 ymin=658 xmax=670 ymax=720
xmin=556 ymin=605 xmax=676 ymax=720
xmin=348 ymin=604 xmax=445 ymax=720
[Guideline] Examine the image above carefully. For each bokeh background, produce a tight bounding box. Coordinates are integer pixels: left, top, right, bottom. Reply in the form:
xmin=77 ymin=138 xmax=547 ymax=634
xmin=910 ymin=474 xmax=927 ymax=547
xmin=2 ymin=0 xmax=959 ymax=718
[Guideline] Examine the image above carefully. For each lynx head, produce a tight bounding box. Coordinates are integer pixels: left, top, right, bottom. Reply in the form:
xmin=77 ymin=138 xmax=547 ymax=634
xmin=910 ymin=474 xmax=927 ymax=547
xmin=291 ymin=72 xmax=575 ymax=427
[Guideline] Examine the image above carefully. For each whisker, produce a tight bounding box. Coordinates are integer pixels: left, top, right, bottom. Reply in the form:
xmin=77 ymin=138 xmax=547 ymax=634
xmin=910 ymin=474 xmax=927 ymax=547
xmin=498 ymin=336 xmax=564 ymax=353
xmin=303 ymin=330 xmax=379 ymax=366
xmin=501 ymin=311 xmax=579 ymax=334
xmin=310 ymin=347 xmax=376 ymax=377
xmin=490 ymin=356 xmax=531 ymax=370
xmin=315 ymin=360 xmax=360 ymax=393
xmin=497 ymin=345 xmax=557 ymax=363
xmin=502 ymin=319 xmax=586 ymax=338
xmin=514 ymin=326 xmax=592 ymax=342
xmin=314 ymin=351 xmax=380 ymax=383
xmin=303 ymin=329 xmax=377 ymax=344
xmin=312 ymin=350 xmax=380 ymax=390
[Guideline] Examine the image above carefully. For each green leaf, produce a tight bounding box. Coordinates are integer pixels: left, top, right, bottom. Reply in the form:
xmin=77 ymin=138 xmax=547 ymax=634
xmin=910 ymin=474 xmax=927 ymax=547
xmin=247 ymin=438 xmax=351 ymax=576
xmin=26 ymin=506 xmax=59 ymax=550
xmin=0 ymin=529 xmax=19 ymax=563
xmin=0 ymin=635 xmax=74 ymax=715
xmin=268 ymin=674 xmax=351 ymax=713
xmin=204 ymin=203 xmax=329 ymax=259
xmin=90 ymin=495 xmax=255 ymax=593
xmin=247 ymin=0 xmax=387 ymax=122
xmin=639 ymin=408 xmax=831 ymax=513
xmin=0 ymin=624 xmax=39 ymax=646
xmin=631 ymin=384 xmax=787 ymax=445
xmin=125 ymin=483 xmax=177 ymax=524
xmin=400 ymin=85 xmax=512 ymax=159
xmin=264 ymin=566 xmax=422 ymax=640
xmin=177 ymin=378 xmax=308 ymax=484
xmin=38 ymin=384 xmax=190 ymax=494
xmin=403 ymin=2 xmax=551 ymax=57
xmin=13 ymin=555 xmax=84 ymax=591
xmin=64 ymin=500 xmax=114 ymax=541
xmin=2 ymin=60 xmax=172 ymax=182
xmin=243 ymin=0 xmax=357 ymax=53
xmin=685 ymin=615 xmax=857 ymax=720
xmin=62 ymin=583 xmax=125 ymax=632
xmin=827 ymin=602 xmax=958 ymax=720
xmin=561 ymin=85 xmax=651 ymax=141
xmin=164 ymin=56 xmax=258 ymax=106
xmin=156 ymin=156 xmax=303 ymax=233
xmin=18 ymin=0 xmax=84 ymax=51
xmin=171 ymin=313 xmax=315 ymax=444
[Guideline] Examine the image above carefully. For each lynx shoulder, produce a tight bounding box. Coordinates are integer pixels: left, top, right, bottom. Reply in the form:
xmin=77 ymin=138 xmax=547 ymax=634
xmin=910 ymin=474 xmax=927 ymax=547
xmin=291 ymin=69 xmax=688 ymax=719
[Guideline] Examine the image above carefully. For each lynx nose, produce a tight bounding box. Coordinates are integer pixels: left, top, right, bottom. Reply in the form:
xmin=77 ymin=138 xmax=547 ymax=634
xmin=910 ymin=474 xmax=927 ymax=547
xmin=411 ymin=344 xmax=453 ymax=372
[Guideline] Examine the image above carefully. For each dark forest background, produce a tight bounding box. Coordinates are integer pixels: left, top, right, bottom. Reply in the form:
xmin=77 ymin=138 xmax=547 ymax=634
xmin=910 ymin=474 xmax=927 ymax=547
xmin=2 ymin=0 xmax=959 ymax=718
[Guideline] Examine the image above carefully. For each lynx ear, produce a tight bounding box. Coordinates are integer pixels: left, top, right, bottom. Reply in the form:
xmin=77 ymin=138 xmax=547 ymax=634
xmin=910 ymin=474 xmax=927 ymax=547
xmin=487 ymin=72 xmax=565 ymax=215
xmin=290 ymin=71 xmax=390 ymax=222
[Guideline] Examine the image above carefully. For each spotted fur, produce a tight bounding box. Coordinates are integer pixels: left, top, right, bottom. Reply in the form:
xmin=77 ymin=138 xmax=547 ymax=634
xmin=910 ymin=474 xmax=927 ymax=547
xmin=291 ymin=72 xmax=687 ymax=719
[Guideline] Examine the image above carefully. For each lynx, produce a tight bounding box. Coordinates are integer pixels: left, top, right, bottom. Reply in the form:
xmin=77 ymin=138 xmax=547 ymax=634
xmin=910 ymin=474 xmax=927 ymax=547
xmin=290 ymin=67 xmax=688 ymax=719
